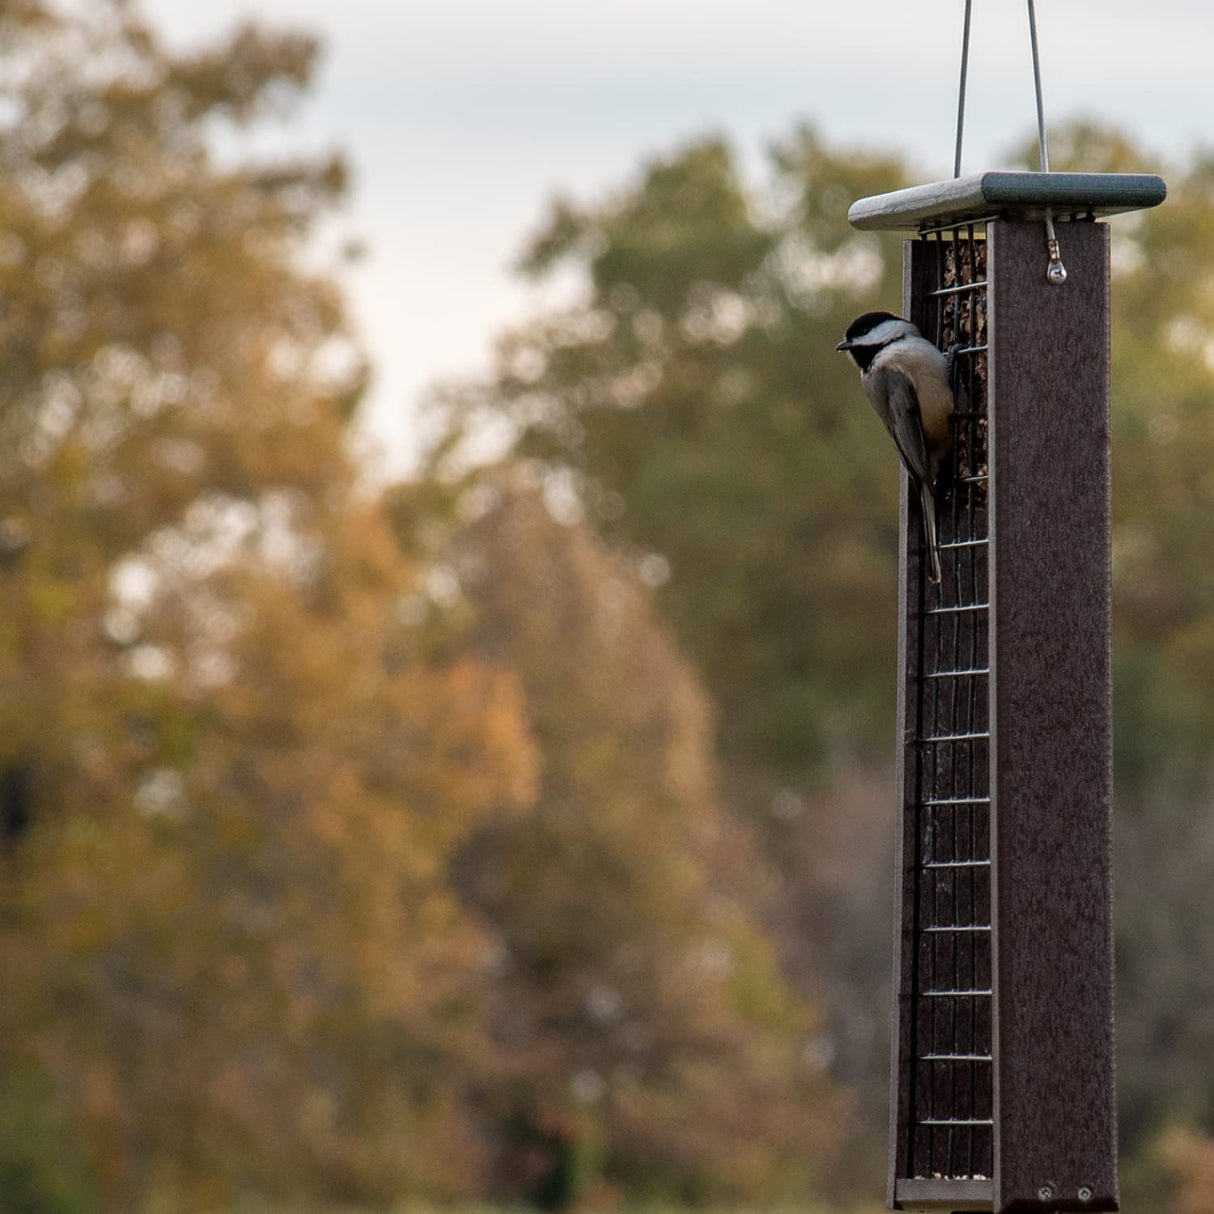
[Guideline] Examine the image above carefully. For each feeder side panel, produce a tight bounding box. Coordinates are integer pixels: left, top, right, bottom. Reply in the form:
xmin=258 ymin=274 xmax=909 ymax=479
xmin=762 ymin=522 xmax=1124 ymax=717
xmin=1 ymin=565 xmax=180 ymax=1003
xmin=987 ymin=219 xmax=1117 ymax=1213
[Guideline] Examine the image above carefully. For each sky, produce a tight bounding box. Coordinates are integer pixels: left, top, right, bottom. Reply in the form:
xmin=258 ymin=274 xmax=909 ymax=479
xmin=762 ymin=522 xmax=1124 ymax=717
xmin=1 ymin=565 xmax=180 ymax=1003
xmin=140 ymin=0 xmax=1214 ymax=476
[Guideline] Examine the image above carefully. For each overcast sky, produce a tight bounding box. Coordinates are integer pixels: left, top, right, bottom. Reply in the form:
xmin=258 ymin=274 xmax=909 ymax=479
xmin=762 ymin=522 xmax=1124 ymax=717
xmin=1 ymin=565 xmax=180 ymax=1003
xmin=140 ymin=0 xmax=1213 ymax=475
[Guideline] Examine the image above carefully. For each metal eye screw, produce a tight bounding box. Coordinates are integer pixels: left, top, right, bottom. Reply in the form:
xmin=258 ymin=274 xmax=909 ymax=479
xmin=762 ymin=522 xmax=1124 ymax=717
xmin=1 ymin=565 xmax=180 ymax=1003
xmin=1046 ymin=236 xmax=1068 ymax=285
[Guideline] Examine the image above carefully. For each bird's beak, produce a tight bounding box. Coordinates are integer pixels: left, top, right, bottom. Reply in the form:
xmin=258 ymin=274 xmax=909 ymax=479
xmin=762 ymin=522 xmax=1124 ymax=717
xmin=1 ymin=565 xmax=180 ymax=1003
xmin=835 ymin=339 xmax=851 ymax=352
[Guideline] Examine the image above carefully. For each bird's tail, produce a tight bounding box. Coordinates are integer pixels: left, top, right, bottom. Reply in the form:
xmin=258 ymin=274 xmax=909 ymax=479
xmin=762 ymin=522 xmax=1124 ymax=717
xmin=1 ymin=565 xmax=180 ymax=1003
xmin=919 ymin=480 xmax=942 ymax=585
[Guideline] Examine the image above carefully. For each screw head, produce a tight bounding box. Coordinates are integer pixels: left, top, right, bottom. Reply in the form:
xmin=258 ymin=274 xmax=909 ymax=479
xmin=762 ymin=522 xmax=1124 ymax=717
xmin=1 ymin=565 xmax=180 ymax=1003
xmin=1046 ymin=261 xmax=1068 ymax=285
xmin=1078 ymin=1186 xmax=1094 ymax=1202
xmin=1037 ymin=1183 xmax=1056 ymax=1201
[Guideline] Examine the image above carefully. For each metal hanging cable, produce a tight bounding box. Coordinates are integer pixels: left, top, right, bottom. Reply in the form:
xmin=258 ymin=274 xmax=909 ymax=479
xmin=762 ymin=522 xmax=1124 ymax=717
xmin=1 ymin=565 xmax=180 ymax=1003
xmin=954 ymin=0 xmax=973 ymax=178
xmin=1026 ymin=0 xmax=1050 ymax=173
xmin=952 ymin=0 xmax=1067 ymax=282
xmin=1027 ymin=0 xmax=1067 ymax=282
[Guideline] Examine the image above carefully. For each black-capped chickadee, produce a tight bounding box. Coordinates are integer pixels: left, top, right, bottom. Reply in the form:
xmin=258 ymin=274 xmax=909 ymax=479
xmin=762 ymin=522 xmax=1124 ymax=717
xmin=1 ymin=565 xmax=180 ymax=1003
xmin=835 ymin=312 xmax=955 ymax=584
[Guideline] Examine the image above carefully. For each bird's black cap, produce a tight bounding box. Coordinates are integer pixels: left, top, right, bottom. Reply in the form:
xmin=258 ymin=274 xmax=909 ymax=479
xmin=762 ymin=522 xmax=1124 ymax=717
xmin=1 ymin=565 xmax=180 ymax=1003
xmin=845 ymin=311 xmax=902 ymax=341
xmin=835 ymin=310 xmax=905 ymax=352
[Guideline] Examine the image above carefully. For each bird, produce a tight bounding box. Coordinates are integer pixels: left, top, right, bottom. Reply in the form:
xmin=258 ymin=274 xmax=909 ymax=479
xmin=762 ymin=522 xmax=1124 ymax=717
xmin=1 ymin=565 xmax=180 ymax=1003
xmin=835 ymin=311 xmax=956 ymax=584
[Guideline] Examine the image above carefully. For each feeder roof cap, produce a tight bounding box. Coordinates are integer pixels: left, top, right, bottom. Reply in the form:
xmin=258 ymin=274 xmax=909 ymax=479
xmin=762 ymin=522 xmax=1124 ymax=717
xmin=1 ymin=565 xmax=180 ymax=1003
xmin=847 ymin=170 xmax=1167 ymax=231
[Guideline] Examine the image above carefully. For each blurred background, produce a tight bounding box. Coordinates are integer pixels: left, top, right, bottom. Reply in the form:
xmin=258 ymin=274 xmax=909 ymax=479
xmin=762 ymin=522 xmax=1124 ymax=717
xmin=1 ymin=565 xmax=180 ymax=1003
xmin=3 ymin=1 xmax=1214 ymax=1212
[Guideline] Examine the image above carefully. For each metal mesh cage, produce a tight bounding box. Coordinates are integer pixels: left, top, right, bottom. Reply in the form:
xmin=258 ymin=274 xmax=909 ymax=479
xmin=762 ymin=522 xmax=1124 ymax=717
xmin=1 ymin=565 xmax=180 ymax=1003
xmin=904 ymin=224 xmax=992 ymax=1184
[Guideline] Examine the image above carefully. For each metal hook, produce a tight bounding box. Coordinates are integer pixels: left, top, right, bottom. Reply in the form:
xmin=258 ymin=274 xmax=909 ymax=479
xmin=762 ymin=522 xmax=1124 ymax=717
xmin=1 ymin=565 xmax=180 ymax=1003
xmin=1044 ymin=213 xmax=1067 ymax=285
xmin=952 ymin=0 xmax=1068 ymax=282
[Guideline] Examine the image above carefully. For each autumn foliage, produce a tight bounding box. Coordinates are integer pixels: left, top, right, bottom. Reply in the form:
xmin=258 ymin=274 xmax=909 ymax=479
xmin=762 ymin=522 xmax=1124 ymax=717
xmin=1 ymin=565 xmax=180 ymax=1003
xmin=0 ymin=3 xmax=843 ymax=1211
xmin=0 ymin=2 xmax=536 ymax=1209
xmin=6 ymin=2 xmax=1214 ymax=1213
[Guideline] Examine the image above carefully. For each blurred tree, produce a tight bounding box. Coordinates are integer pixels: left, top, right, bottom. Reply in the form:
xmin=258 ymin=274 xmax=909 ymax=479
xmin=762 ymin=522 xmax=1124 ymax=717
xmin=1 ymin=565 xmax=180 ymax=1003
xmin=1155 ymin=1128 xmax=1214 ymax=1214
xmin=428 ymin=131 xmax=912 ymax=784
xmin=1007 ymin=125 xmax=1214 ymax=1163
xmin=7 ymin=0 xmax=1214 ymax=1200
xmin=387 ymin=474 xmax=846 ymax=1206
xmin=0 ymin=2 xmax=536 ymax=1209
xmin=422 ymin=120 xmax=1214 ymax=1192
xmin=419 ymin=128 xmax=913 ymax=1174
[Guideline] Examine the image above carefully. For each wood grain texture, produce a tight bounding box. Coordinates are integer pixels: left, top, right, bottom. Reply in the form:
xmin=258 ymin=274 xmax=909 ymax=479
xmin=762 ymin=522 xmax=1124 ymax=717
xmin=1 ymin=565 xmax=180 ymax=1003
xmin=987 ymin=220 xmax=1117 ymax=1213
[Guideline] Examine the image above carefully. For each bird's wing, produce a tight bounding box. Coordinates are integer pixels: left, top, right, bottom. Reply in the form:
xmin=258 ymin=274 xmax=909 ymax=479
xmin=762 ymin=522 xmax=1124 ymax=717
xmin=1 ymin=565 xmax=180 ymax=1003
xmin=864 ymin=364 xmax=934 ymax=487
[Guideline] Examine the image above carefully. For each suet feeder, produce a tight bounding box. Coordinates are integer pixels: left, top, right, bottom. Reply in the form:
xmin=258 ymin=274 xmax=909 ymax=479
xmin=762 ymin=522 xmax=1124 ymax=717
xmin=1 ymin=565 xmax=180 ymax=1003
xmin=845 ymin=6 xmax=1166 ymax=1211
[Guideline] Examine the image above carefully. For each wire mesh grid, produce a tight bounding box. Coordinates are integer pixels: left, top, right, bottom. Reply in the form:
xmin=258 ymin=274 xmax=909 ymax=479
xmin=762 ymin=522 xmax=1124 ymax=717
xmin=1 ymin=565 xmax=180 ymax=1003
xmin=905 ymin=223 xmax=992 ymax=1182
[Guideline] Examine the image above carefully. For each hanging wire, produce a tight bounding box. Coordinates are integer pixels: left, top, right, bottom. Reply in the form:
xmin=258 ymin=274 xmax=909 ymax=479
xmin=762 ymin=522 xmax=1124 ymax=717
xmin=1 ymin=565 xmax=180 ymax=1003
xmin=953 ymin=0 xmax=973 ymax=178
xmin=1026 ymin=0 xmax=1049 ymax=173
xmin=952 ymin=0 xmax=1068 ymax=282
xmin=1026 ymin=0 xmax=1067 ymax=282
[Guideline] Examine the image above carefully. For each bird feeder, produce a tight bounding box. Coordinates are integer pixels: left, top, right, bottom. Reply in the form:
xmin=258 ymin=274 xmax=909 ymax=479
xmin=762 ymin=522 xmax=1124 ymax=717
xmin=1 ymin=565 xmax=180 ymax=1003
xmin=847 ymin=170 xmax=1164 ymax=1213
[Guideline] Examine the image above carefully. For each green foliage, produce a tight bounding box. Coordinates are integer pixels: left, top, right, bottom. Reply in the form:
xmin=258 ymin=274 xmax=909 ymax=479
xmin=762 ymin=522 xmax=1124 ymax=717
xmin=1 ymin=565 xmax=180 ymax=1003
xmin=423 ymin=117 xmax=1214 ymax=1190
xmin=431 ymin=129 xmax=913 ymax=783
xmin=0 ymin=1056 xmax=94 ymax=1214
xmin=1031 ymin=128 xmax=1214 ymax=1158
xmin=418 ymin=129 xmax=920 ymax=1176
